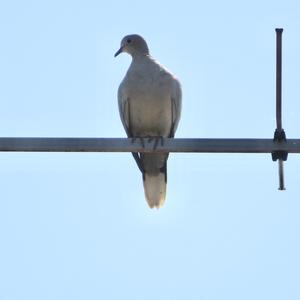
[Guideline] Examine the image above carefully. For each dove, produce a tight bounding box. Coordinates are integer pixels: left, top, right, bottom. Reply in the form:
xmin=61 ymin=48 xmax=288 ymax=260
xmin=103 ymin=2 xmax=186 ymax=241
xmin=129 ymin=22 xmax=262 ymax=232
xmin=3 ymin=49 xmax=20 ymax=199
xmin=115 ymin=34 xmax=182 ymax=208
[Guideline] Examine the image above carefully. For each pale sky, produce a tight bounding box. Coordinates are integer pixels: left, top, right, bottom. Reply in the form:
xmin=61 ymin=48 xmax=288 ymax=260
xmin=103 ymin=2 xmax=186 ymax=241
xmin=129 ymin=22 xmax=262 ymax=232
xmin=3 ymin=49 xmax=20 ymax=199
xmin=0 ymin=1 xmax=300 ymax=299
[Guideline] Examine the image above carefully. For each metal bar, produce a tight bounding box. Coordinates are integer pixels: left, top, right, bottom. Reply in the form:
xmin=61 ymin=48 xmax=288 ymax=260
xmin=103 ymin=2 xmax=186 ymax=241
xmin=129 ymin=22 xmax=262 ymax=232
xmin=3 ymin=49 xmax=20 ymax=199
xmin=275 ymin=28 xmax=285 ymax=190
xmin=0 ymin=138 xmax=300 ymax=153
xmin=278 ymin=159 xmax=285 ymax=190
xmin=278 ymin=157 xmax=286 ymax=190
xmin=276 ymin=28 xmax=283 ymax=130
xmin=278 ymin=162 xmax=286 ymax=189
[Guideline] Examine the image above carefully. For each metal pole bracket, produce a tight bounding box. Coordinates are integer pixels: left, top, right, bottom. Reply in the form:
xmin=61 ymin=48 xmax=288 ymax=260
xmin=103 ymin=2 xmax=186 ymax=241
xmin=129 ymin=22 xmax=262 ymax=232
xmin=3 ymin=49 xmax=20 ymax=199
xmin=272 ymin=129 xmax=288 ymax=161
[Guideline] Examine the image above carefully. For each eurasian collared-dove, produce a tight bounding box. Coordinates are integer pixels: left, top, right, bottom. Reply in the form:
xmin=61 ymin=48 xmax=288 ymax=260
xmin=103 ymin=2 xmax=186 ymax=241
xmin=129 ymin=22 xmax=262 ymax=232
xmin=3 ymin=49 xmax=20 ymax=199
xmin=115 ymin=34 xmax=182 ymax=208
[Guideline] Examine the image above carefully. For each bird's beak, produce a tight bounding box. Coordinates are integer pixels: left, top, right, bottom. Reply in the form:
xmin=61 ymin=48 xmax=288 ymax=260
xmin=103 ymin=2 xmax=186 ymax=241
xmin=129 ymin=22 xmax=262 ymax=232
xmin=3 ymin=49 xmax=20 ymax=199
xmin=114 ymin=46 xmax=123 ymax=57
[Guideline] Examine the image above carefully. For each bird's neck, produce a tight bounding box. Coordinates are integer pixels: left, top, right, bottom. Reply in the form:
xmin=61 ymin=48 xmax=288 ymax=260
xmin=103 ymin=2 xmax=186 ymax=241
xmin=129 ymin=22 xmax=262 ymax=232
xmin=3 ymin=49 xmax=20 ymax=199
xmin=132 ymin=53 xmax=151 ymax=62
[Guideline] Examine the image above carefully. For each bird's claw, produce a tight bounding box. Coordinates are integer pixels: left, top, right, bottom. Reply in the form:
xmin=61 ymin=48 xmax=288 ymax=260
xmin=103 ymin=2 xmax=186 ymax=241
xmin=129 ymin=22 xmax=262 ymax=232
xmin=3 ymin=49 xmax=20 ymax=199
xmin=147 ymin=136 xmax=164 ymax=149
xmin=131 ymin=136 xmax=164 ymax=150
xmin=131 ymin=137 xmax=145 ymax=148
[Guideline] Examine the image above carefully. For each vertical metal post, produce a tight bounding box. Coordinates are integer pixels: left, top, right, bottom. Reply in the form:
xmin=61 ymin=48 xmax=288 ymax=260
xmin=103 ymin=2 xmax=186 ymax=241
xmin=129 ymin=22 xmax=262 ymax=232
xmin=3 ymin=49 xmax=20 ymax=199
xmin=275 ymin=28 xmax=286 ymax=190
xmin=276 ymin=28 xmax=283 ymax=131
xmin=278 ymin=159 xmax=285 ymax=190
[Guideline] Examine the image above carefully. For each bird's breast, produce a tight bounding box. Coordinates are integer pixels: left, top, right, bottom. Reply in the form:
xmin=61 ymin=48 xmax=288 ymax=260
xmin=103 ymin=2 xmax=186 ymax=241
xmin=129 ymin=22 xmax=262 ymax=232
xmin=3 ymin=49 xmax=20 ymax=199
xmin=128 ymin=90 xmax=173 ymax=137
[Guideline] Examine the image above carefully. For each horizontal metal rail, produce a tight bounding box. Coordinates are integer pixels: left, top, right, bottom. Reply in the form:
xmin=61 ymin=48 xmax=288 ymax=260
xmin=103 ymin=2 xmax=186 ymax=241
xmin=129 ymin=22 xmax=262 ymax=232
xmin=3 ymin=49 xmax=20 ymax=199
xmin=0 ymin=137 xmax=299 ymax=153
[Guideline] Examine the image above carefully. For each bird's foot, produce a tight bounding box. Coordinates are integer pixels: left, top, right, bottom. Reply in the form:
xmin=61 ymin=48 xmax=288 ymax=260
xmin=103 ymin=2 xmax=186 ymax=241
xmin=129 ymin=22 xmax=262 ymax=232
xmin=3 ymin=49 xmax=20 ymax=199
xmin=131 ymin=137 xmax=145 ymax=148
xmin=147 ymin=136 xmax=164 ymax=149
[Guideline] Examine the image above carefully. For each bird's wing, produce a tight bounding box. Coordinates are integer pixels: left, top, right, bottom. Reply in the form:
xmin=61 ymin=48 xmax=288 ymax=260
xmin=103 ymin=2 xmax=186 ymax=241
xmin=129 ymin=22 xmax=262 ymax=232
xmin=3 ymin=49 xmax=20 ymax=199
xmin=118 ymin=83 xmax=131 ymax=137
xmin=170 ymin=79 xmax=182 ymax=137
xmin=118 ymin=83 xmax=145 ymax=173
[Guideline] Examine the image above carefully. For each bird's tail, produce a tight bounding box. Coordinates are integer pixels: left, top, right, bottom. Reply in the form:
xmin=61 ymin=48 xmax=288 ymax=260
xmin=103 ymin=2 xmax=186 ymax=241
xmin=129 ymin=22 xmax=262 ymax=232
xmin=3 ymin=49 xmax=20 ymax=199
xmin=143 ymin=166 xmax=167 ymax=209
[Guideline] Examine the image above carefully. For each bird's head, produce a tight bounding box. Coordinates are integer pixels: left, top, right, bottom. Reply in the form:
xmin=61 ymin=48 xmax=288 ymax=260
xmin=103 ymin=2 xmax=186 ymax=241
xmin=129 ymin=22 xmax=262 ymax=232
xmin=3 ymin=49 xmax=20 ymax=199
xmin=114 ymin=34 xmax=149 ymax=58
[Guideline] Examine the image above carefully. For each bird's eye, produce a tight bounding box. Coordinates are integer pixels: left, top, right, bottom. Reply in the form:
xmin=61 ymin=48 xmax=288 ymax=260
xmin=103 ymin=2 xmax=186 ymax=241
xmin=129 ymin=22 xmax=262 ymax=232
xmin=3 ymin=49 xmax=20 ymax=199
xmin=127 ymin=39 xmax=132 ymax=43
